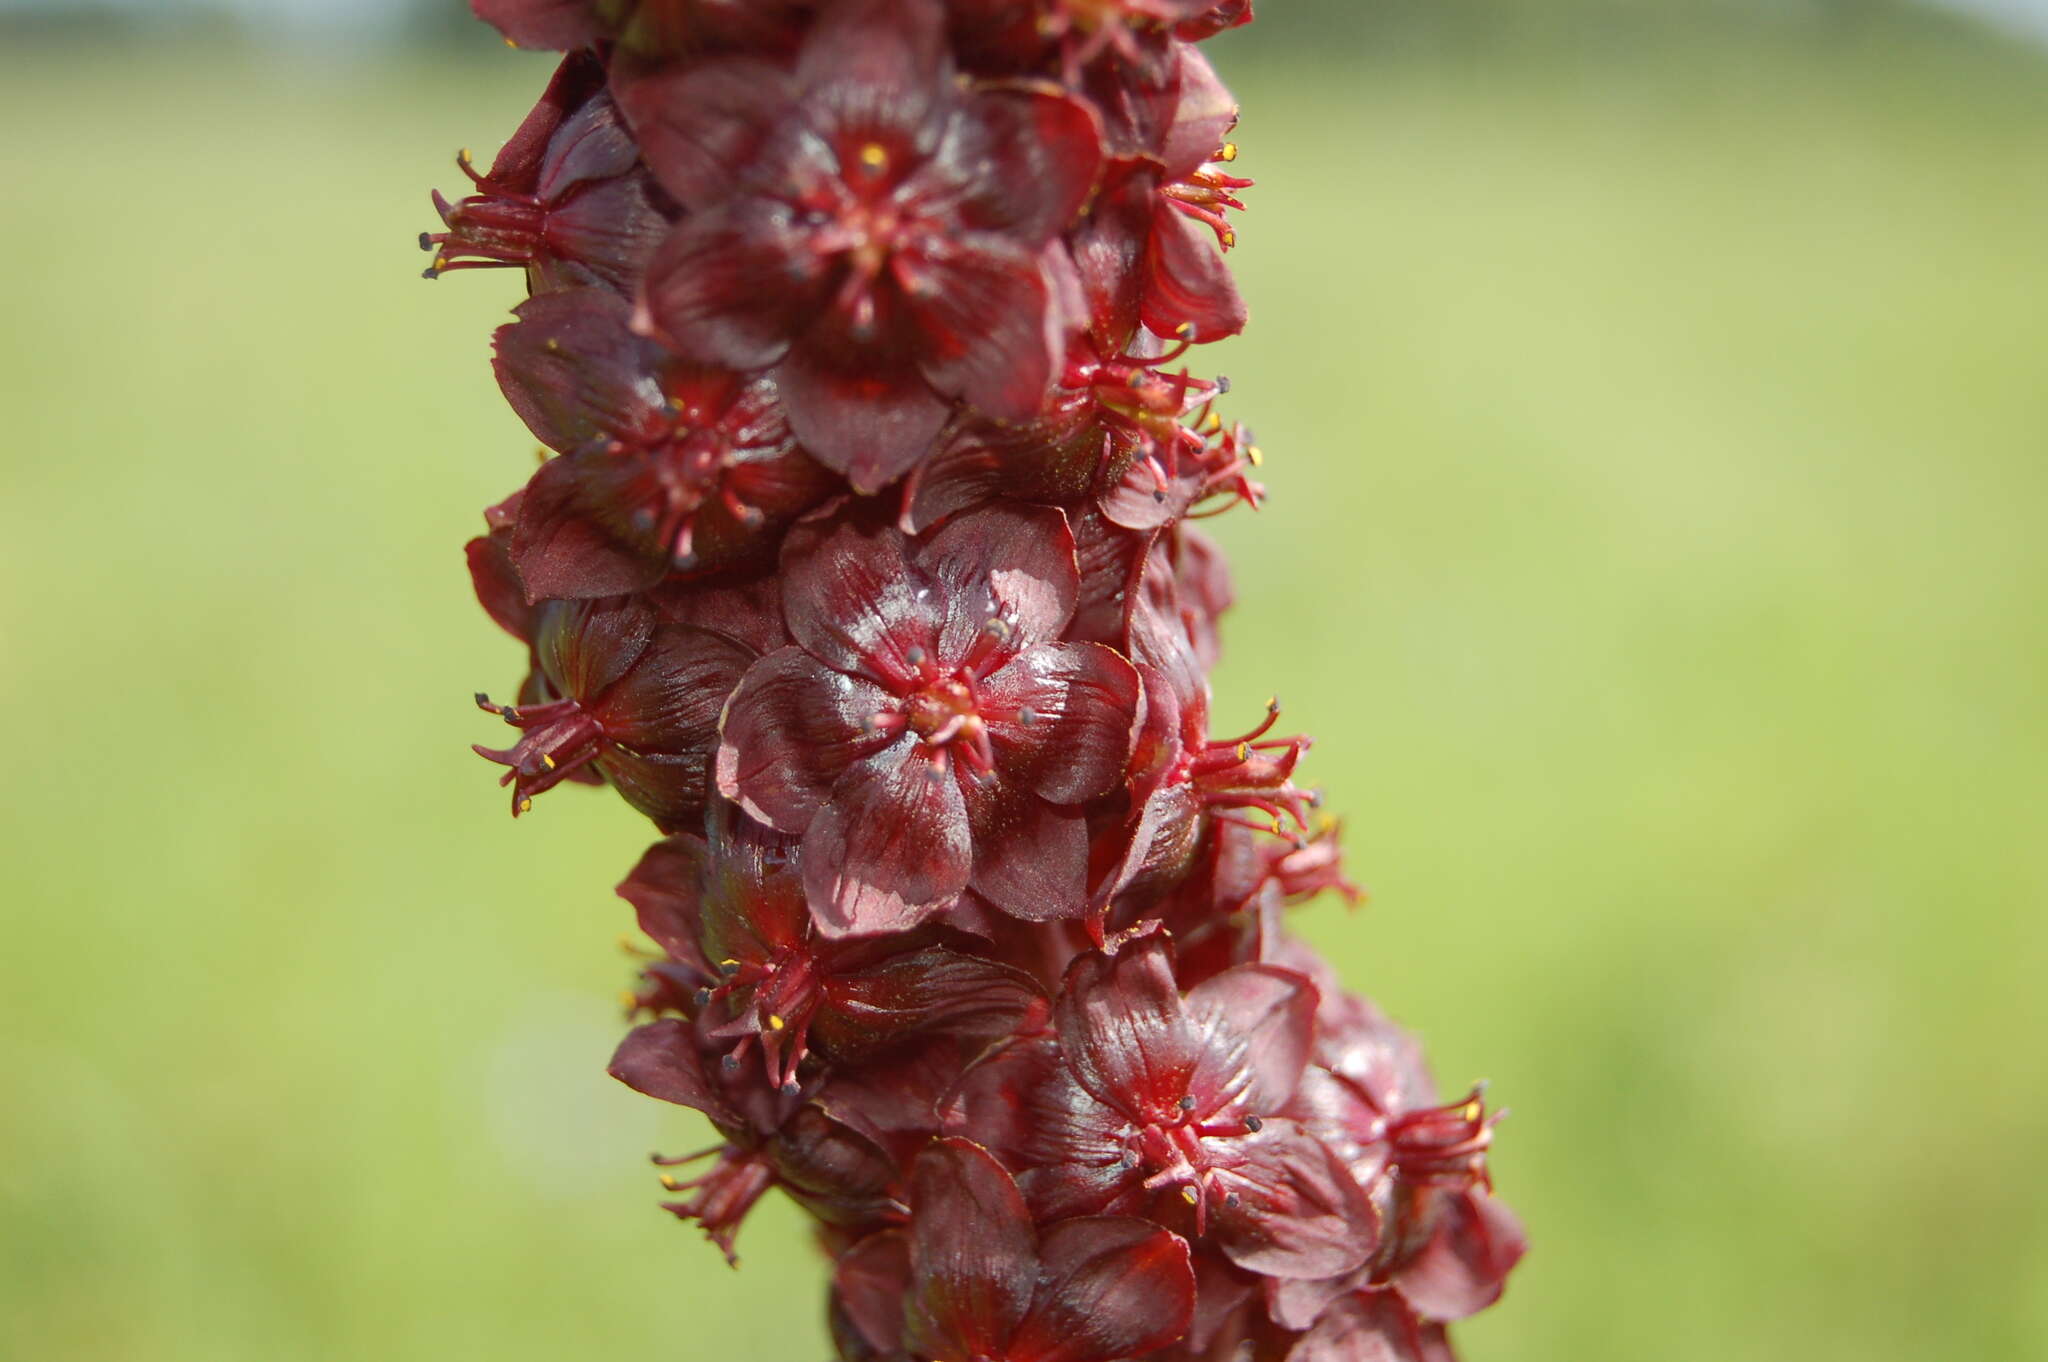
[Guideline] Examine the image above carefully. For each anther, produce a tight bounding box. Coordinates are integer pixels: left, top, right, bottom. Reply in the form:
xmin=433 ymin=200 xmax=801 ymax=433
xmin=1244 ymin=1115 xmax=1263 ymax=1132
xmin=1219 ymin=142 xmax=1239 ymax=162
xmin=417 ymin=231 xmax=434 ymax=252
xmin=767 ymin=1014 xmax=786 ymax=1031
xmin=858 ymin=141 xmax=889 ymax=170
xmin=1017 ymin=706 xmax=1038 ymax=727
xmin=1178 ymin=1094 xmax=1198 ymax=1112
xmin=1180 ymin=1185 xmax=1200 ymax=1205
xmin=658 ymin=1173 xmax=681 ymax=1191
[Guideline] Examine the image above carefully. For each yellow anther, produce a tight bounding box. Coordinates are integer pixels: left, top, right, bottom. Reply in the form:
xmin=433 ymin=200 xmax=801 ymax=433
xmin=659 ymin=1173 xmax=681 ymax=1191
xmin=518 ymin=798 xmax=533 ymax=814
xmin=719 ymin=958 xmax=740 ymax=970
xmin=1246 ymin=445 xmax=1264 ymax=467
xmin=618 ymin=990 xmax=640 ymax=1013
xmin=768 ymin=1014 xmax=787 ymax=1031
xmin=543 ymin=338 xmax=562 ymax=353
xmin=858 ymin=141 xmax=889 ymax=170
xmin=1180 ymin=1186 xmax=1200 ymax=1205
xmin=1219 ymin=142 xmax=1239 ymax=162
xmin=541 ymin=753 xmax=556 ymax=770
xmin=1236 ymin=742 xmax=1251 ymax=762
xmin=1221 ymin=229 xmax=1237 ymax=248
xmin=458 ymin=147 xmax=475 ymax=166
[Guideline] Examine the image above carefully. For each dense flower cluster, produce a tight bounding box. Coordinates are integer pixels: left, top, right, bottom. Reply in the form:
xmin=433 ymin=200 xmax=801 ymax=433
xmin=432 ymin=2 xmax=1523 ymax=1356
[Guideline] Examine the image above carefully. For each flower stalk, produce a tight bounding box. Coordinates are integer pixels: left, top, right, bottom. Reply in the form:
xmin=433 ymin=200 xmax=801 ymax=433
xmin=429 ymin=2 xmax=1524 ymax=1357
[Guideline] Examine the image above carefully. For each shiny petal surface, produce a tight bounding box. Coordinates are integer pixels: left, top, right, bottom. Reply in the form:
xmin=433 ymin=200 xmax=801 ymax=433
xmin=1183 ymin=964 xmax=1318 ymax=1113
xmin=802 ymin=752 xmax=972 ymax=937
xmin=716 ymin=646 xmax=899 ymax=831
xmin=1011 ymin=1218 xmax=1195 ymax=1362
xmin=1393 ymin=1191 xmax=1527 ymax=1323
xmin=981 ymin=642 xmax=1142 ymax=806
xmin=965 ymin=790 xmax=1091 ymax=923
xmin=608 ymin=1019 xmax=741 ymax=1126
xmin=777 ymin=342 xmax=954 ymax=493
xmin=918 ymin=504 xmax=1079 ymax=658
xmin=1208 ymin=1123 xmax=1378 ymax=1280
xmin=641 ymin=200 xmax=824 ymax=370
xmin=1055 ymin=935 xmax=1197 ymax=1122
xmin=617 ymin=57 xmax=794 ymax=207
xmin=815 ymin=947 xmax=1045 ymax=1058
xmin=905 ymin=1140 xmax=1037 ymax=1362
xmin=780 ymin=514 xmax=938 ymax=688
xmin=901 ymin=233 xmax=1058 ymax=422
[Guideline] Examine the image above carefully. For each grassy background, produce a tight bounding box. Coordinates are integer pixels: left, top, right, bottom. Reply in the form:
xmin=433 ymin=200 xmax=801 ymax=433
xmin=2 ymin=12 xmax=2045 ymax=1361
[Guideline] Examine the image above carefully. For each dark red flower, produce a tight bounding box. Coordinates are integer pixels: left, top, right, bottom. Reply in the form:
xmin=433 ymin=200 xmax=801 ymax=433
xmin=1107 ymin=583 xmax=1314 ymax=895
xmin=609 ymin=1014 xmax=901 ymax=1261
xmin=1072 ymin=47 xmax=1248 ymax=347
xmin=473 ymin=590 xmax=764 ymax=826
xmin=834 ymin=1139 xmax=1196 ymax=1362
xmin=716 ymin=506 xmax=1142 ymax=936
xmin=423 ymin=55 xmax=669 ymax=292
xmin=617 ymin=802 xmax=1046 ymax=1088
xmin=901 ymin=333 xmax=1248 ymax=536
xmin=1270 ymin=987 xmax=1524 ymax=1331
xmin=626 ymin=0 xmax=1105 ymax=490
xmin=967 ymin=933 xmax=1378 ymax=1280
xmin=493 ymin=286 xmax=835 ymax=596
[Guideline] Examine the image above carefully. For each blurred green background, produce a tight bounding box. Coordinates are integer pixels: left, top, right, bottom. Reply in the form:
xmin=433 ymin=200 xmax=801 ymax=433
xmin=3 ymin=4 xmax=2045 ymax=1360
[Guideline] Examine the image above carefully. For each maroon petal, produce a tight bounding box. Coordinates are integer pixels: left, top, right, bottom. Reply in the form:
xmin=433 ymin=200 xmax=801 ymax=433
xmin=615 ymin=58 xmax=794 ymax=208
xmin=780 ymin=514 xmax=938 ymax=688
xmin=905 ymin=1139 xmax=1037 ymax=1362
xmin=768 ymin=1105 xmax=901 ymax=1227
xmin=492 ymin=286 xmax=659 ymax=456
xmin=1144 ymin=207 xmax=1247 ymax=344
xmin=467 ymin=521 xmax=532 ymax=644
xmin=1011 ymin=1218 xmax=1195 ymax=1362
xmin=777 ymin=340 xmax=954 ymax=493
xmin=538 ymin=595 xmax=654 ymax=697
xmin=965 ymin=790 xmax=1091 ymax=924
xmin=716 ymin=646 xmax=899 ymax=831
xmin=1184 ymin=964 xmax=1319 ymax=1113
xmin=608 ymin=1018 xmax=741 ymax=1126
xmin=472 ymin=0 xmax=600 ymax=50
xmin=533 ymin=91 xmax=642 ymax=199
xmin=917 ymin=504 xmax=1079 ymax=657
xmin=958 ymin=88 xmax=1105 ymax=243
xmin=1159 ymin=47 xmax=1239 ymax=178
xmin=815 ymin=947 xmax=1046 ymax=1059
xmin=900 ymin=234 xmax=1059 ymax=423
xmin=1055 ymin=935 xmax=1197 ymax=1122
xmin=615 ymin=834 xmax=709 ymax=968
xmin=1208 ymin=1123 xmax=1378 ymax=1280
xmin=641 ymin=201 xmax=824 ymax=371
xmin=1393 ymin=1190 xmax=1527 ymax=1323
xmin=802 ymin=751 xmax=972 ymax=937
xmin=1285 ymin=1291 xmax=1434 ymax=1362
xmin=835 ymin=1231 xmax=913 ymax=1358
xmin=981 ymin=642 xmax=1142 ymax=806
xmin=1069 ymin=168 xmax=1153 ymax=349
xmin=512 ymin=454 xmax=666 ymax=600
xmin=796 ymin=0 xmax=948 ymax=129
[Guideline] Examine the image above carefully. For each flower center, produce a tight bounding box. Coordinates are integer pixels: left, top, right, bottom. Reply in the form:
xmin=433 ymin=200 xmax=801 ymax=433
xmin=905 ymin=677 xmax=980 ymax=744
